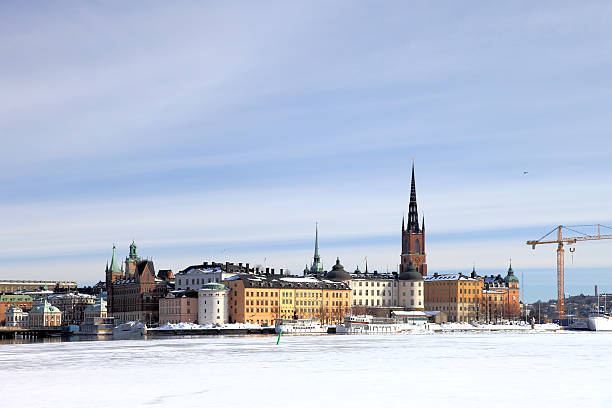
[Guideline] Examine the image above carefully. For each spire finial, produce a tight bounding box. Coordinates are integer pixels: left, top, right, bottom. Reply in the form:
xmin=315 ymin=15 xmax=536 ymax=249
xmin=365 ymin=256 xmax=369 ymax=273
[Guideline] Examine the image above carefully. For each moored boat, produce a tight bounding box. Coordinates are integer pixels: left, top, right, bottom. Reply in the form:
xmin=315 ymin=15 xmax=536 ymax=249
xmin=336 ymin=315 xmax=408 ymax=334
xmin=274 ymin=319 xmax=327 ymax=334
xmin=587 ymin=313 xmax=612 ymax=331
xmin=113 ymin=321 xmax=147 ymax=339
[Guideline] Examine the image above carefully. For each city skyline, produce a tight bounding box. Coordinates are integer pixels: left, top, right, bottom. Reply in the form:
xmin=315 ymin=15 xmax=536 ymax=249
xmin=2 ymin=2 xmax=612 ymax=302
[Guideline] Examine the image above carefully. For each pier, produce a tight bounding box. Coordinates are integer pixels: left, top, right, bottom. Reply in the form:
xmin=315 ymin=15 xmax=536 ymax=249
xmin=0 ymin=327 xmax=63 ymax=340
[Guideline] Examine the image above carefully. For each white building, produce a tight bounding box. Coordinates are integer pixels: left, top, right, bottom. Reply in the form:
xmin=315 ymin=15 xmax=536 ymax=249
xmin=325 ymin=259 xmax=424 ymax=310
xmin=6 ymin=305 xmax=29 ymax=327
xmin=198 ymin=283 xmax=229 ymax=325
xmin=176 ymin=263 xmax=247 ymax=291
xmin=29 ymin=299 xmax=62 ymax=327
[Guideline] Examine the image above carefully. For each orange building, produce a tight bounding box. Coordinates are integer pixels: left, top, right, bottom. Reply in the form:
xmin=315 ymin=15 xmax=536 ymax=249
xmin=223 ymin=274 xmax=351 ymax=326
xmin=0 ymin=294 xmax=33 ymax=325
xmin=424 ymin=273 xmax=482 ymax=322
xmin=424 ymin=265 xmax=520 ymax=323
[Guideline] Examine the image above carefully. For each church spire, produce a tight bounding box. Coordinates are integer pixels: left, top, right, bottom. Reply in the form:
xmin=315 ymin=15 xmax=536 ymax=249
xmin=310 ymin=223 xmax=323 ymax=273
xmin=109 ymin=244 xmax=121 ymax=273
xmin=408 ymin=162 xmax=420 ymax=232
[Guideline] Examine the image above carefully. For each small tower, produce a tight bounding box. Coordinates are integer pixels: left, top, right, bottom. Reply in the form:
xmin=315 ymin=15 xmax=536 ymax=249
xmin=125 ymin=240 xmax=141 ymax=279
xmin=309 ymin=223 xmax=323 ymax=273
xmin=400 ymin=163 xmax=428 ymax=276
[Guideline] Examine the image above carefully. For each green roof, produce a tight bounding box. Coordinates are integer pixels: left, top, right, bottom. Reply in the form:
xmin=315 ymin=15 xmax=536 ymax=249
xmin=0 ymin=294 xmax=33 ymax=303
xmin=30 ymin=299 xmax=60 ymax=314
xmin=109 ymin=245 xmax=121 ymax=272
xmin=201 ymin=283 xmax=226 ymax=291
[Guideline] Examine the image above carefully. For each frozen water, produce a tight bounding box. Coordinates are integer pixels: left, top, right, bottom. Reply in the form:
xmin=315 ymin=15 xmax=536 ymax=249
xmin=1 ymin=332 xmax=611 ymax=407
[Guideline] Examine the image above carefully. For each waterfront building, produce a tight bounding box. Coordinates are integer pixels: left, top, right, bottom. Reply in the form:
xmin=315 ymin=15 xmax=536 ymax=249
xmin=401 ymin=164 xmax=427 ymax=276
xmin=111 ymin=259 xmax=173 ymax=324
xmin=481 ymin=264 xmax=521 ymax=322
xmin=47 ymin=292 xmax=95 ymax=325
xmin=323 ymin=259 xmax=424 ymax=312
xmin=198 ymin=283 xmax=229 ymax=325
xmin=5 ymin=305 xmax=29 ymax=327
xmin=423 ymin=264 xmax=520 ymax=323
xmin=175 ymin=261 xmax=249 ymax=291
xmin=224 ymin=273 xmax=351 ymax=326
xmin=29 ymin=299 xmax=62 ymax=327
xmin=159 ymin=291 xmax=198 ymax=324
xmin=0 ymin=280 xmax=76 ymax=293
xmin=0 ymin=294 xmax=33 ymax=325
xmin=424 ymin=272 xmax=482 ymax=322
xmin=104 ymin=243 xmax=174 ymax=324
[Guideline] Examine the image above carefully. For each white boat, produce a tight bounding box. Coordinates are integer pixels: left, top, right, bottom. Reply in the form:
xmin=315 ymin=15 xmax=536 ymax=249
xmin=113 ymin=321 xmax=147 ymax=339
xmin=587 ymin=313 xmax=612 ymax=331
xmin=275 ymin=319 xmax=327 ymax=335
xmin=336 ymin=315 xmax=408 ymax=335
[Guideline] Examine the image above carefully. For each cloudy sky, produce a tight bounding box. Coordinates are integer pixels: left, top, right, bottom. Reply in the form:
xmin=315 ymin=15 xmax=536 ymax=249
xmin=1 ymin=1 xmax=611 ymax=301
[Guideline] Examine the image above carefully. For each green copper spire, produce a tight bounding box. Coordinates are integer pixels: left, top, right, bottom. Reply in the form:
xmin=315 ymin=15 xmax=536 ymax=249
xmin=310 ymin=223 xmax=323 ymax=273
xmin=109 ymin=245 xmax=121 ymax=273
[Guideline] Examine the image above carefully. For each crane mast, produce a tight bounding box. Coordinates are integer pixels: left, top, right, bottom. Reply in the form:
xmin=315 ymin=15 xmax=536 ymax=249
xmin=526 ymin=224 xmax=612 ymax=319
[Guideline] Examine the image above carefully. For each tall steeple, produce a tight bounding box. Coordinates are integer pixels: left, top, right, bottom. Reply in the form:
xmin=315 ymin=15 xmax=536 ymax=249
xmin=310 ymin=223 xmax=323 ymax=273
xmin=407 ymin=162 xmax=420 ymax=233
xmin=109 ymin=244 xmax=121 ymax=273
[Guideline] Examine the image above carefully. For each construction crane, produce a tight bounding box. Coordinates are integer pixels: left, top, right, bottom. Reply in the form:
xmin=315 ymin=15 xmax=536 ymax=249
xmin=527 ymin=224 xmax=612 ymax=319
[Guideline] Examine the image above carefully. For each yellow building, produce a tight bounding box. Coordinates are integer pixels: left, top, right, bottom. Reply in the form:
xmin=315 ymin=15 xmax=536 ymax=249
xmin=223 ymin=274 xmax=351 ymax=326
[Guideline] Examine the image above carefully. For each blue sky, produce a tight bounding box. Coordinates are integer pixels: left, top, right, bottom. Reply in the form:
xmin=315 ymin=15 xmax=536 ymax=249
xmin=1 ymin=1 xmax=612 ymax=302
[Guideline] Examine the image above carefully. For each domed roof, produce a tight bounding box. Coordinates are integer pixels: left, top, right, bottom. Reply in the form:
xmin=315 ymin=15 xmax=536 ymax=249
xmin=326 ymin=258 xmax=351 ymax=282
xmin=201 ymin=282 xmax=226 ymax=291
xmin=504 ymin=263 xmax=519 ymax=284
xmin=399 ymin=261 xmax=423 ymax=281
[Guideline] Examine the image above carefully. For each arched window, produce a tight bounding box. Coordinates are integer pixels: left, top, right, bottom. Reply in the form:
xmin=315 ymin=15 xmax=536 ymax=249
xmin=414 ymin=239 xmax=420 ymax=254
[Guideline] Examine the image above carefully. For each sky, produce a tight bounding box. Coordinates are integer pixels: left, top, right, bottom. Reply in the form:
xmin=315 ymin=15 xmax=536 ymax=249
xmin=1 ymin=1 xmax=612 ymax=302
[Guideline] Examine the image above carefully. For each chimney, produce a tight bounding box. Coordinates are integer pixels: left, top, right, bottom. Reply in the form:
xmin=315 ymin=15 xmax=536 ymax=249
xmin=239 ymin=262 xmax=243 ymax=267
xmin=203 ymin=261 xmax=208 ymax=267
xmin=271 ymin=268 xmax=275 ymax=275
xmin=256 ymin=267 xmax=260 ymax=274
xmin=266 ymin=267 xmax=270 ymax=275
xmin=280 ymin=268 xmax=284 ymax=275
xmin=246 ymin=263 xmax=250 ymax=273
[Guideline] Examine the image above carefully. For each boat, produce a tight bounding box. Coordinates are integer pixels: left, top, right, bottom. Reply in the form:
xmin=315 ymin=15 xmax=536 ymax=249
xmin=587 ymin=312 xmax=612 ymax=331
xmin=112 ymin=321 xmax=147 ymax=339
xmin=274 ymin=319 xmax=327 ymax=334
xmin=80 ymin=317 xmax=116 ymax=336
xmin=336 ymin=315 xmax=409 ymax=335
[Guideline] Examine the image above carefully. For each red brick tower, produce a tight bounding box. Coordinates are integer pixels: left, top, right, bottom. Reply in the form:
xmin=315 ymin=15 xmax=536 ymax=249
xmin=401 ymin=164 xmax=427 ymax=276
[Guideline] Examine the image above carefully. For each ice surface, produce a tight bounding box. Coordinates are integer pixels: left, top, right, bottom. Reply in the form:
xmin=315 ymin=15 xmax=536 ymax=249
xmin=1 ymin=332 xmax=611 ymax=408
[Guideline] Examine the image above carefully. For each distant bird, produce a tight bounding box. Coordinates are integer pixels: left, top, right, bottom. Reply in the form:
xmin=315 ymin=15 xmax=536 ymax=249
xmin=523 ymin=171 xmax=528 ymax=175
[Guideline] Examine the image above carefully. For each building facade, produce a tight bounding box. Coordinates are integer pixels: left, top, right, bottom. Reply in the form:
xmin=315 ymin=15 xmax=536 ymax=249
xmin=29 ymin=300 xmax=62 ymax=327
xmin=0 ymin=294 xmax=33 ymax=325
xmin=5 ymin=305 xmax=29 ymax=327
xmin=47 ymin=293 xmax=95 ymax=325
xmin=0 ymin=280 xmax=76 ymax=293
xmin=159 ymin=291 xmax=198 ymax=324
xmin=111 ymin=259 xmax=172 ymax=324
xmin=424 ymin=265 xmax=520 ymax=323
xmin=224 ymin=273 xmax=351 ymax=326
xmin=424 ymin=272 xmax=482 ymax=322
xmin=198 ymin=283 xmax=229 ymax=325
xmin=175 ymin=262 xmax=250 ymax=291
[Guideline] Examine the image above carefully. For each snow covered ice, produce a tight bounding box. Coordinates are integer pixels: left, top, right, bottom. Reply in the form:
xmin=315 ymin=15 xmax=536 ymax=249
xmin=1 ymin=332 xmax=611 ymax=407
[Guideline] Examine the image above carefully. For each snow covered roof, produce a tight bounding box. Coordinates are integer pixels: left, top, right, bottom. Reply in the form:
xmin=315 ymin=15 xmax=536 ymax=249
xmin=423 ymin=273 xmax=479 ymax=282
